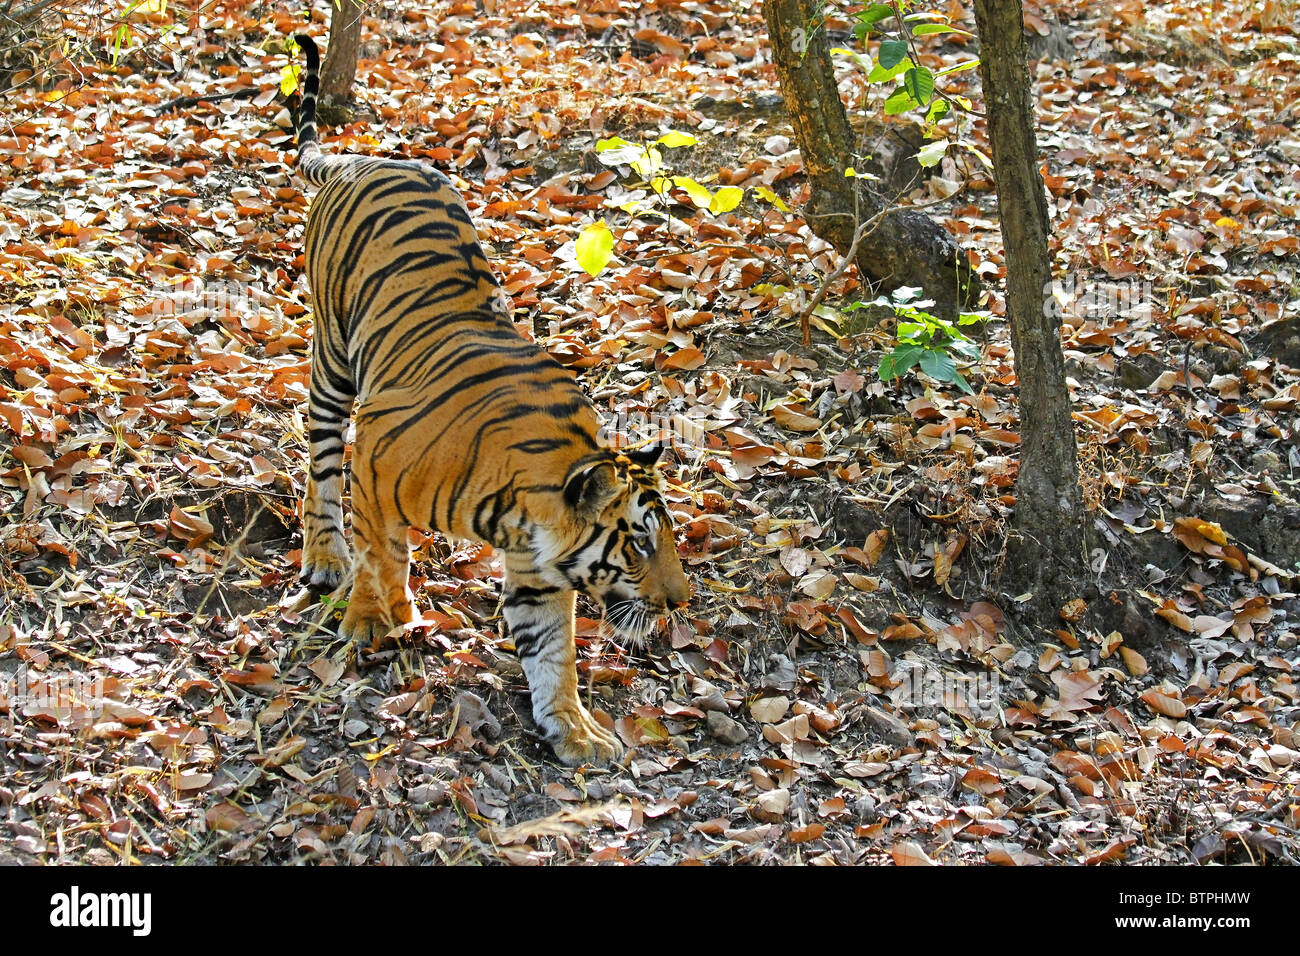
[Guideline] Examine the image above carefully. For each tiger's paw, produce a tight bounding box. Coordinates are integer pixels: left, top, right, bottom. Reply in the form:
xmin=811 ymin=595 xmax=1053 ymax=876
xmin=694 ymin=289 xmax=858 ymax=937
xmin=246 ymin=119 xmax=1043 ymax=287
xmin=338 ymin=596 xmax=415 ymax=646
xmin=548 ymin=707 xmax=625 ymax=766
xmin=338 ymin=608 xmax=413 ymax=647
xmin=300 ymin=548 xmax=349 ymax=592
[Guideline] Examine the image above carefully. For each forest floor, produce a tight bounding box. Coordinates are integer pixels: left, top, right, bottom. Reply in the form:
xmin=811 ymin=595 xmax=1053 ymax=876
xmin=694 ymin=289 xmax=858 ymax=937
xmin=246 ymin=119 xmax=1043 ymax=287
xmin=1 ymin=0 xmax=1298 ymax=866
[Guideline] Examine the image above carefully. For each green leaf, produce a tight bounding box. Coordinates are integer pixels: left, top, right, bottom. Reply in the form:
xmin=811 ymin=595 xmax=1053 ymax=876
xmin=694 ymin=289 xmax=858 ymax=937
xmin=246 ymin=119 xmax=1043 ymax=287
xmin=916 ymin=139 xmax=948 ymax=168
xmin=671 ymin=175 xmax=713 ymax=208
xmin=656 ymin=130 xmax=697 ymax=148
xmin=853 ymin=4 xmax=894 ymax=41
xmin=752 ymin=186 xmax=791 ymax=213
xmin=912 ymin=24 xmax=973 ymax=37
xmin=111 ymin=23 xmax=131 ymax=66
xmin=885 ymin=344 xmax=925 ymax=377
xmin=596 ymin=135 xmax=637 ymax=153
xmin=903 ymin=66 xmax=935 ymax=106
xmin=858 ymin=4 xmax=894 ymax=27
xmin=925 ymin=98 xmax=950 ymax=124
xmin=867 ymin=56 xmax=911 ymax=84
xmin=878 ymin=39 xmax=908 ymax=70
xmin=883 ymin=87 xmax=918 ymax=115
xmin=919 ymin=348 xmax=957 ymax=382
xmin=708 ymin=185 xmax=744 ymax=214
xmin=896 ymin=321 xmax=927 ymax=342
xmin=575 ymin=221 xmax=614 ymax=277
xmin=934 ymin=58 xmax=981 ymax=78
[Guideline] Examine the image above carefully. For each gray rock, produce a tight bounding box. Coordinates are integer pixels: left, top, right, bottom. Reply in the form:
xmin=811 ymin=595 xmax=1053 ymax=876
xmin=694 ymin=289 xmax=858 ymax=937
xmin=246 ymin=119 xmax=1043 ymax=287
xmin=706 ymin=711 xmax=749 ymax=746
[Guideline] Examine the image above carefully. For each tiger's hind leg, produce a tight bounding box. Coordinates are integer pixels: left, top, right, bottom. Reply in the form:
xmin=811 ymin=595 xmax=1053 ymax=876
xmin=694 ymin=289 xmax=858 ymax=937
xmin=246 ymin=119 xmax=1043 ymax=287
xmin=503 ymin=560 xmax=624 ymax=766
xmin=336 ymin=423 xmax=417 ymax=643
xmin=301 ymin=337 xmax=355 ymax=591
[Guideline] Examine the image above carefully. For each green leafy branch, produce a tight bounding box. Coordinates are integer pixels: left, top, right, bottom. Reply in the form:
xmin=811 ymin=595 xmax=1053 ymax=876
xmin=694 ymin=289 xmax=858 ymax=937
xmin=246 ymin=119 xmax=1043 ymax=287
xmin=575 ymin=131 xmax=791 ymax=278
xmin=821 ymin=291 xmax=982 ymax=395
xmin=833 ymin=2 xmax=986 ymax=170
xmin=849 ymin=287 xmax=985 ymax=394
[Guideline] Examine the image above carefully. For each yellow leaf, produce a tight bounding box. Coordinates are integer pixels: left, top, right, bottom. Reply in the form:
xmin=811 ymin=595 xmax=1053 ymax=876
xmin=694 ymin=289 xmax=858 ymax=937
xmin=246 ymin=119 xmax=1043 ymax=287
xmin=670 ymin=175 xmax=713 ymax=208
xmin=280 ymin=63 xmax=301 ymax=97
xmin=753 ymin=186 xmax=791 ymax=212
xmin=575 ymin=221 xmax=614 ymax=277
xmin=708 ymin=186 xmax=744 ymax=214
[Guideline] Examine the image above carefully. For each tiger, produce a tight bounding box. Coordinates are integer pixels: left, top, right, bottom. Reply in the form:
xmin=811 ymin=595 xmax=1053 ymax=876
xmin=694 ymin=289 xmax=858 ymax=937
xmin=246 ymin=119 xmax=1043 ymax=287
xmin=287 ymin=34 xmax=690 ymax=766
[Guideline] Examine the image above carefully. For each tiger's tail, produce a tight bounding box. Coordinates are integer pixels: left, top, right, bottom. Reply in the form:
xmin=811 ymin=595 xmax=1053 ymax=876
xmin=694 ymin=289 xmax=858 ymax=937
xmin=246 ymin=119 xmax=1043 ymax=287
xmin=291 ymin=34 xmax=343 ymax=189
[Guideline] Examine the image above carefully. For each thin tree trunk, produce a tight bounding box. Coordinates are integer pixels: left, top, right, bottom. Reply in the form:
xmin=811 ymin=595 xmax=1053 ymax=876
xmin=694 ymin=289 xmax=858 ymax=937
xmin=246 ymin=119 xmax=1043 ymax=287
xmin=320 ymin=0 xmax=364 ymax=105
xmin=763 ymin=0 xmax=979 ymax=321
xmin=973 ymin=0 xmax=1087 ymax=617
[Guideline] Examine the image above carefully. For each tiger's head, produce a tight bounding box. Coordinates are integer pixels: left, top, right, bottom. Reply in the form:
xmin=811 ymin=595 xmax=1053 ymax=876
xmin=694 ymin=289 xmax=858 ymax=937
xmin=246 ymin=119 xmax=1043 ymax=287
xmin=544 ymin=446 xmax=690 ymax=643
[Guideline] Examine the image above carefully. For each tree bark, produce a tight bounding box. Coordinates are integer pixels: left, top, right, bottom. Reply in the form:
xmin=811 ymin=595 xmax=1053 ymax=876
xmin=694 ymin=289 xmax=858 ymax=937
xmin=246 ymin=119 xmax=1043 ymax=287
xmin=972 ymin=0 xmax=1087 ymax=618
xmin=762 ymin=0 xmax=979 ymax=320
xmin=320 ymin=0 xmax=365 ymax=105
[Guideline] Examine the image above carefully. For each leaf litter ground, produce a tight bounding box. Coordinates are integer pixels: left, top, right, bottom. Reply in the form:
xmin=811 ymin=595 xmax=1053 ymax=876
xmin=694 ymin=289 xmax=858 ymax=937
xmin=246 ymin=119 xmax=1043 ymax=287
xmin=1 ymin=0 xmax=1298 ymax=865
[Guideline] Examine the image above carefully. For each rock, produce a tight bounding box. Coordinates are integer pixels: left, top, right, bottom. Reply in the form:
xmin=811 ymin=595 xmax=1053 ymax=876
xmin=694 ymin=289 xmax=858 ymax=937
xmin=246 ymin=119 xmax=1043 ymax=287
xmin=859 ymin=704 xmax=912 ymax=747
xmin=1250 ymin=450 xmax=1284 ymax=476
xmin=706 ymin=711 xmax=749 ymax=746
xmin=1203 ymin=496 xmax=1300 ymax=570
xmin=1116 ymin=354 xmax=1165 ymax=390
xmin=1255 ymin=314 xmax=1300 ymax=367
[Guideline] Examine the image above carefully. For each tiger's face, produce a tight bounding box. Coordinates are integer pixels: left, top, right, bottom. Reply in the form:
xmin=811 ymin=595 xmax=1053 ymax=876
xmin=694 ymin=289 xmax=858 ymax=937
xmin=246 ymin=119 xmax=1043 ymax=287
xmin=549 ymin=448 xmax=690 ymax=643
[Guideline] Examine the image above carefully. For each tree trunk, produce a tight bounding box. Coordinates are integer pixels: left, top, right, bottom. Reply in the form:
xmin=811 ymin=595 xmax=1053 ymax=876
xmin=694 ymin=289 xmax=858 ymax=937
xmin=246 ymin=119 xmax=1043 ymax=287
xmin=320 ymin=0 xmax=364 ymax=105
xmin=762 ymin=0 xmax=979 ymax=320
xmin=973 ymin=0 xmax=1087 ymax=619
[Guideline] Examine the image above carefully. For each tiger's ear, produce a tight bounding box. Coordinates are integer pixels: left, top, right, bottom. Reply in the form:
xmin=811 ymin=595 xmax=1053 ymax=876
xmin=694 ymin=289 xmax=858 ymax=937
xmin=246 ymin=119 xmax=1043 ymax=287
xmin=563 ymin=459 xmax=621 ymax=515
xmin=625 ymin=443 xmax=664 ymax=468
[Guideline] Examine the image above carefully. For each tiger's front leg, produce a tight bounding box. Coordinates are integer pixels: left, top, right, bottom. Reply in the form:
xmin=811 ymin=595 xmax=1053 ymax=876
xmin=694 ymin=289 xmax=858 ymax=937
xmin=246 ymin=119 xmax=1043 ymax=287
xmin=503 ymin=569 xmax=624 ymax=766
